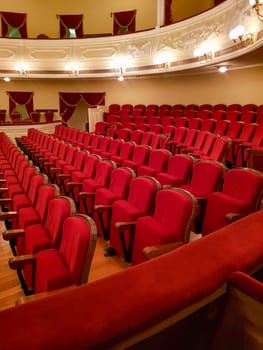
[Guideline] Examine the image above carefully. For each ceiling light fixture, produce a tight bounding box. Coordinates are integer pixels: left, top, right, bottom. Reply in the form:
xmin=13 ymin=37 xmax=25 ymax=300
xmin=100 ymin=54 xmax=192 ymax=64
xmin=218 ymin=66 xmax=228 ymax=73
xmin=249 ymin=0 xmax=263 ymax=21
xmin=3 ymin=77 xmax=11 ymax=82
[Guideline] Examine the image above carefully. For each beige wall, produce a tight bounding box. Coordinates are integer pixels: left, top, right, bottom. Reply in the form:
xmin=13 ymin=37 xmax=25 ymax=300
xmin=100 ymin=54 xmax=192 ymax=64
xmin=0 ymin=65 xmax=262 ymax=126
xmin=171 ymin=0 xmax=214 ymax=22
xmin=0 ymin=0 xmax=156 ymax=38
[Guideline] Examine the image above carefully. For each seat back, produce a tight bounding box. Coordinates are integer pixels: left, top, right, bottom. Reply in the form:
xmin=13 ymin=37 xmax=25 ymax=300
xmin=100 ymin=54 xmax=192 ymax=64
xmin=225 ymin=121 xmax=244 ymax=139
xmin=167 ymin=154 xmax=193 ymax=179
xmin=78 ymin=154 xmax=101 ymax=179
xmin=33 ymin=184 xmax=60 ymax=224
xmin=130 ymin=145 xmax=151 ymax=166
xmin=130 ymin=129 xmax=144 ymax=144
xmin=141 ymin=131 xmax=154 ymax=145
xmin=211 ymin=110 xmax=226 ymax=121
xmin=201 ymin=119 xmax=216 ymax=132
xmin=58 ymin=214 xmax=97 ymax=285
xmin=44 ymin=196 xmax=76 ymax=247
xmin=27 ymin=174 xmax=48 ymax=206
xmin=222 ymin=168 xmax=263 ymax=209
xmin=214 ymin=120 xmax=230 ymax=136
xmin=206 ymin=137 xmax=231 ymax=162
xmin=127 ymin=176 xmax=161 ymax=214
xmin=93 ymin=160 xmax=116 ymax=187
xmin=107 ymin=167 xmax=136 ymax=200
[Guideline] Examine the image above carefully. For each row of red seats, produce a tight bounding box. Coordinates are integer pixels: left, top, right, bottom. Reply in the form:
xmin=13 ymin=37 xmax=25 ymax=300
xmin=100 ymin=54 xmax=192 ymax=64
xmin=17 ymin=129 xmax=263 ymax=254
xmin=106 ymin=103 xmax=263 ymax=119
xmin=0 ymin=132 xmax=97 ymax=296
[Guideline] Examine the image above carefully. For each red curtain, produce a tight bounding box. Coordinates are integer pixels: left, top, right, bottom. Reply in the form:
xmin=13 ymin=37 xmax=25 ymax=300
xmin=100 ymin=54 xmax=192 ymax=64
xmin=7 ymin=91 xmax=33 ymax=116
xmin=59 ymin=92 xmax=105 ymax=122
xmin=58 ymin=14 xmax=83 ymax=38
xmin=112 ymin=10 xmax=136 ymax=35
xmin=214 ymin=0 xmax=225 ymax=5
xmin=1 ymin=11 xmax=27 ymax=38
xmin=165 ymin=0 xmax=173 ymax=25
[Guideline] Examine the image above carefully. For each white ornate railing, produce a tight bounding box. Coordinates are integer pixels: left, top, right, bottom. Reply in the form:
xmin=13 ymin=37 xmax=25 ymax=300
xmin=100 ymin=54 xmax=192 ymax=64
xmin=0 ymin=0 xmax=261 ymax=79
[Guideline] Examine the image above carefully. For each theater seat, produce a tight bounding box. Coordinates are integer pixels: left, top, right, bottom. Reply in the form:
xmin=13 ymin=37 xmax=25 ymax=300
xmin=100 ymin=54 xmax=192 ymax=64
xmin=132 ymin=188 xmax=197 ymax=265
xmin=9 ymin=214 xmax=97 ymax=295
xmin=202 ymin=168 xmax=263 ymax=235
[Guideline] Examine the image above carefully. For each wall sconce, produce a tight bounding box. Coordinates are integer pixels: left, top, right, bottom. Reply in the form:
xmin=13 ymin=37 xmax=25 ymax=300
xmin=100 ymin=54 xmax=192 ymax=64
xmin=15 ymin=63 xmax=29 ymax=76
xmin=249 ymin=0 xmax=263 ymax=21
xmin=229 ymin=25 xmax=254 ymax=46
xmin=154 ymin=49 xmax=173 ymax=70
xmin=118 ymin=67 xmax=124 ymax=81
xmin=65 ymin=62 xmax=80 ymax=76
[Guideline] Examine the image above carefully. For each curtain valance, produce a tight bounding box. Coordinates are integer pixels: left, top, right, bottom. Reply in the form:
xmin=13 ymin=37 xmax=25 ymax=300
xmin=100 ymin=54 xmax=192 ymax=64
xmin=57 ymin=14 xmax=83 ymax=38
xmin=1 ymin=11 xmax=27 ymax=38
xmin=112 ymin=10 xmax=136 ymax=35
xmin=7 ymin=91 xmax=34 ymax=118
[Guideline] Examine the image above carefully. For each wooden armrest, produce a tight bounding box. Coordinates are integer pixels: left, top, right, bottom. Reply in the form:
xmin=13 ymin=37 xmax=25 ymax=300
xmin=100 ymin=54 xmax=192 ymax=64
xmin=67 ymin=182 xmax=82 ymax=189
xmin=78 ymin=192 xmax=95 ymax=200
xmin=0 ymin=198 xmax=13 ymax=205
xmin=0 ymin=211 xmax=17 ymax=221
xmin=0 ymin=187 xmax=9 ymax=193
xmin=142 ymin=241 xmax=185 ymax=259
xmin=16 ymin=285 xmax=78 ymax=305
xmin=49 ymin=167 xmax=62 ymax=175
xmin=0 ymin=179 xmax=6 ymax=183
xmin=114 ymin=221 xmax=136 ymax=233
xmin=225 ymin=212 xmax=250 ymax=224
xmin=93 ymin=204 xmax=112 ymax=214
xmin=2 ymin=228 xmax=25 ymax=241
xmin=9 ymin=254 xmax=36 ymax=269
xmin=58 ymin=174 xmax=71 ymax=180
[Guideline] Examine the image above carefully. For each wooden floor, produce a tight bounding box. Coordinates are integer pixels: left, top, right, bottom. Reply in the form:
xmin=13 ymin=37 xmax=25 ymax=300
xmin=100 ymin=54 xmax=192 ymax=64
xmin=0 ymin=220 xmax=130 ymax=311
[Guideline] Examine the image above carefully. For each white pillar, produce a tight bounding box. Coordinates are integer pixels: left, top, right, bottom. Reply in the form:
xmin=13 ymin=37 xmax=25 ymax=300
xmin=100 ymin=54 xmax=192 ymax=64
xmin=157 ymin=0 xmax=165 ymax=28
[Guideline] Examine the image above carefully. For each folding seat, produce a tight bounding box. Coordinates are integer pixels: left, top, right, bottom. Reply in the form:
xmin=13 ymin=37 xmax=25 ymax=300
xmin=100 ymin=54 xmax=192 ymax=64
xmin=256 ymin=104 xmax=263 ymax=126
xmin=199 ymin=104 xmax=212 ymax=111
xmin=170 ymin=109 xmax=184 ymax=118
xmin=78 ymin=160 xmax=116 ymax=215
xmin=131 ymin=188 xmax=197 ymax=265
xmin=130 ymin=129 xmax=144 ymax=144
xmin=149 ymin=133 xmax=163 ymax=149
xmin=137 ymin=149 xmax=171 ymax=177
xmin=166 ymin=126 xmax=187 ymax=153
xmin=107 ymin=114 xmax=120 ymax=124
xmin=43 ymin=142 xmax=68 ymax=177
xmin=171 ymin=104 xmax=185 ymax=114
xmin=84 ymin=134 xmax=101 ymax=152
xmin=120 ymin=114 xmax=134 ymax=126
xmin=122 ymin=122 xmax=136 ymax=130
xmin=183 ymin=130 xmax=208 ymax=154
xmin=49 ymin=144 xmax=77 ymax=184
xmin=136 ymin=123 xmax=150 ymax=132
xmin=116 ymin=128 xmax=131 ymax=141
xmin=185 ymin=104 xmax=198 ymax=112
xmin=199 ymin=136 xmax=231 ymax=162
xmin=122 ymin=144 xmax=151 ymax=172
xmin=67 ymin=154 xmax=101 ymax=203
xmin=145 ymin=104 xmax=159 ymax=116
xmin=93 ymin=167 xmax=136 ymax=239
xmin=227 ymin=104 xmax=242 ymax=112
xmin=72 ymin=131 xmax=85 ymax=147
xmin=161 ymin=116 xmax=175 ymax=127
xmin=56 ymin=149 xmax=87 ymax=194
xmin=94 ymin=121 xmax=109 ymax=136
xmin=91 ymin=136 xmax=110 ymax=156
xmin=147 ymin=116 xmax=161 ymax=125
xmin=120 ymin=104 xmax=133 ymax=115
xmin=140 ymin=131 xmax=154 ymax=145
xmin=76 ymin=132 xmax=92 ymax=150
xmin=149 ymin=123 xmax=163 ymax=134
xmin=181 ymin=159 xmax=226 ymax=232
xmin=213 ymin=119 xmax=230 ymax=136
xmin=211 ymin=110 xmax=226 ymax=121
xmin=202 ymin=168 xmax=263 ymax=235
xmin=191 ymin=133 xmax=218 ymax=158
xmin=174 ymin=117 xmax=189 ymax=128
xmin=224 ymin=121 xmax=244 ymax=140
xmin=105 ymin=176 xmax=161 ymax=260
xmin=108 ymin=104 xmax=121 ymax=115
xmin=67 ymin=128 xmax=80 ymax=145
xmin=34 ymin=137 xmax=55 ymax=167
xmin=174 ymin=129 xmax=199 ymax=154
xmin=63 ymin=128 xmax=74 ymax=143
xmin=240 ymin=111 xmax=257 ymax=124
xmin=111 ymin=141 xmax=135 ymax=166
xmin=107 ymin=122 xmax=123 ymax=138
xmin=155 ymin=154 xmax=193 ymax=187
xmin=163 ymin=125 xmax=176 ymax=139
xmin=241 ymin=104 xmax=257 ymax=113
xmin=228 ymin=123 xmax=258 ymax=165
xmin=226 ymin=110 xmax=241 ymax=122
xmin=39 ymin=140 xmax=62 ymax=173
xmin=132 ymin=104 xmax=146 ymax=116
xmin=158 ymin=104 xmax=171 ymax=117
xmin=200 ymin=118 xmax=216 ymax=132
xmin=188 ymin=117 xmax=202 ymax=130
xmin=235 ymin=125 xmax=263 ymax=166
xmin=9 ymin=213 xmax=96 ymax=295
xmin=213 ymin=104 xmax=227 ymax=111
xmin=100 ymin=138 xmax=123 ymax=160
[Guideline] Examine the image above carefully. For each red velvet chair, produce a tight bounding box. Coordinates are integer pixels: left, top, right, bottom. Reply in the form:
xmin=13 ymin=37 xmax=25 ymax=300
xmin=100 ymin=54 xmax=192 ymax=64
xmin=94 ymin=121 xmax=109 ymax=136
xmin=130 ymin=129 xmax=144 ymax=144
xmin=167 ymin=127 xmax=187 ymax=153
xmin=140 ymin=131 xmax=154 ymax=145
xmin=92 ymin=136 xmax=110 ymax=156
xmin=202 ymin=168 xmax=263 ymax=235
xmin=68 ymin=154 xmax=101 ymax=204
xmin=106 ymin=176 xmax=161 ymax=261
xmin=10 ymin=111 xmax=21 ymax=123
xmin=93 ymin=167 xmax=136 ymax=239
xmin=211 ymin=110 xmax=226 ymax=121
xmin=122 ymin=144 xmax=151 ymax=172
xmin=240 ymin=111 xmax=257 ymax=124
xmin=137 ymin=149 xmax=171 ymax=177
xmin=78 ymin=160 xmax=116 ymax=215
xmin=100 ymin=138 xmax=123 ymax=160
xmin=155 ymin=154 xmax=193 ymax=187
xmin=199 ymin=136 xmax=231 ymax=163
xmin=49 ymin=145 xmax=77 ymax=184
xmin=213 ymin=104 xmax=227 ymax=111
xmin=9 ymin=213 xmax=97 ymax=295
xmin=200 ymin=118 xmax=216 ymax=132
xmin=116 ymin=128 xmax=131 ymax=142
xmin=188 ymin=117 xmax=202 ymax=130
xmin=30 ymin=111 xmax=40 ymax=123
xmin=45 ymin=111 xmax=54 ymax=122
xmin=183 ymin=130 xmax=208 ymax=154
xmin=213 ymin=119 xmax=230 ymax=136
xmin=191 ymin=133 xmax=217 ymax=158
xmin=110 ymin=141 xmax=135 ymax=166
xmin=197 ymin=110 xmax=212 ymax=120
xmin=226 ymin=104 xmax=242 ymax=112
xmin=225 ymin=110 xmax=241 ymax=122
xmin=174 ymin=129 xmax=199 ymax=154
xmin=132 ymin=188 xmax=197 ymax=265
